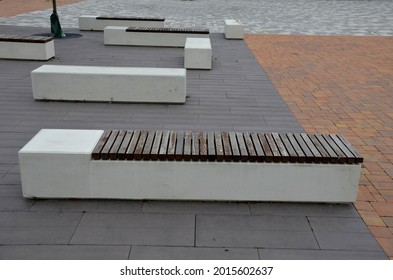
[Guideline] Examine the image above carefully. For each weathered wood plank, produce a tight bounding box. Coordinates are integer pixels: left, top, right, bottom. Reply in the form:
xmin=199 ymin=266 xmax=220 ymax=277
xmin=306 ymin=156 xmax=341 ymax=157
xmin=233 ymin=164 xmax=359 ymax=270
xmin=158 ymin=130 xmax=170 ymax=160
xmin=117 ymin=130 xmax=133 ymax=160
xmin=199 ymin=131 xmax=208 ymax=161
xmin=315 ymin=134 xmax=338 ymax=163
xmin=174 ymin=131 xmax=184 ymax=161
xmin=229 ymin=131 xmax=240 ymax=162
xmin=258 ymin=133 xmax=273 ymax=162
xmin=101 ymin=130 xmax=119 ymax=160
xmin=265 ymin=133 xmax=281 ymax=162
xmin=207 ymin=131 xmax=216 ymax=161
xmin=92 ymin=130 xmax=111 ymax=160
xmin=167 ymin=130 xmax=177 ymax=161
xmin=243 ymin=132 xmax=257 ymax=162
xmin=221 ymin=131 xmax=233 ymax=162
xmin=150 ymin=130 xmax=162 ymax=160
xmin=133 ymin=131 xmax=148 ymax=160
xmin=299 ymin=133 xmax=322 ymax=163
xmin=236 ymin=132 xmax=249 ymax=162
xmin=272 ymin=132 xmax=289 ymax=162
xmin=279 ymin=133 xmax=298 ymax=163
xmin=293 ymin=133 xmax=314 ymax=163
xmin=337 ymin=135 xmax=363 ymax=164
xmin=322 ymin=134 xmax=347 ymax=164
xmin=183 ymin=131 xmax=192 ymax=161
xmin=214 ymin=132 xmax=224 ymax=162
xmin=286 ymin=133 xmax=305 ymax=163
xmin=251 ymin=132 xmax=265 ymax=162
xmin=330 ymin=134 xmax=356 ymax=164
xmin=191 ymin=132 xmax=200 ymax=161
xmin=308 ymin=134 xmax=330 ymax=163
xmin=109 ymin=130 xmax=127 ymax=160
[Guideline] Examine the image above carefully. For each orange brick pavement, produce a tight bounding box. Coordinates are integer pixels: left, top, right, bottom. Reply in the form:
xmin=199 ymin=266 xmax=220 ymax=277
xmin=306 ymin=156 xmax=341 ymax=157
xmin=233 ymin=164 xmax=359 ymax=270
xmin=246 ymin=34 xmax=393 ymax=259
xmin=0 ymin=0 xmax=84 ymax=18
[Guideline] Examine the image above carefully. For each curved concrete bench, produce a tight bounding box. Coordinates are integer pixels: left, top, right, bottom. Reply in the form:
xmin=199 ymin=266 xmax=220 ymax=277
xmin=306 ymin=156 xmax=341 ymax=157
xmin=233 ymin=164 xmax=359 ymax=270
xmin=104 ymin=26 xmax=210 ymax=47
xmin=79 ymin=15 xmax=165 ymax=31
xmin=0 ymin=34 xmax=55 ymax=60
xmin=31 ymin=65 xmax=186 ymax=103
xmin=19 ymin=129 xmax=363 ymax=202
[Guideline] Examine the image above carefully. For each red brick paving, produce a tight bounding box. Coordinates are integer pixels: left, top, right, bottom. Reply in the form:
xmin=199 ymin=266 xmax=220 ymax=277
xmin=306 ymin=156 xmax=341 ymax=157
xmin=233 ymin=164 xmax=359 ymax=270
xmin=246 ymin=34 xmax=393 ymax=258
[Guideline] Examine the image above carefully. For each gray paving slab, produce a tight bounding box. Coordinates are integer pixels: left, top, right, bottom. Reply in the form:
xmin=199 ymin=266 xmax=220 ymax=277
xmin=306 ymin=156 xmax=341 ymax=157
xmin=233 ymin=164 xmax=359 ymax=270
xmin=130 ymin=246 xmax=259 ymax=260
xmin=0 ymin=245 xmax=131 ymax=260
xmin=0 ymin=227 xmax=75 ymax=245
xmin=308 ymin=217 xmax=371 ymax=233
xmin=0 ymin=211 xmax=82 ymax=227
xmin=258 ymin=249 xmax=388 ymax=260
xmin=2 ymin=0 xmax=392 ymax=36
xmin=0 ymin=198 xmax=33 ymax=211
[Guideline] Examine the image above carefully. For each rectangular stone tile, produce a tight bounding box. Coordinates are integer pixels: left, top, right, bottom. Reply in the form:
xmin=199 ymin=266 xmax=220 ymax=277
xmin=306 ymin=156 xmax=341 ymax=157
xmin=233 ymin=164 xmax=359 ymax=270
xmin=314 ymin=231 xmax=384 ymax=251
xmin=71 ymin=227 xmax=193 ymax=246
xmin=196 ymin=229 xmax=318 ymax=249
xmin=0 ymin=212 xmax=82 ymax=227
xmin=130 ymin=246 xmax=259 ymax=260
xmin=257 ymin=249 xmax=387 ymax=260
xmin=0 ymin=185 xmax=23 ymax=197
xmin=0 ymin=174 xmax=20 ymax=185
xmin=0 ymin=227 xmax=75 ymax=245
xmin=0 ymin=198 xmax=33 ymax=211
xmin=197 ymin=214 xmax=311 ymax=231
xmin=250 ymin=203 xmax=359 ymax=217
xmin=30 ymin=199 xmax=142 ymax=213
xmin=308 ymin=217 xmax=370 ymax=233
xmin=142 ymin=201 xmax=250 ymax=215
xmin=0 ymin=245 xmax=131 ymax=260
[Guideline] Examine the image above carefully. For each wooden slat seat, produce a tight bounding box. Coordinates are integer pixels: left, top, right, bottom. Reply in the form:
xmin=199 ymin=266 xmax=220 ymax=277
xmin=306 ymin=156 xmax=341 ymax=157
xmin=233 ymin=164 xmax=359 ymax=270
xmin=96 ymin=16 xmax=165 ymax=21
xmin=0 ymin=34 xmax=53 ymax=43
xmin=91 ymin=130 xmax=363 ymax=164
xmin=125 ymin=27 xmax=210 ymax=34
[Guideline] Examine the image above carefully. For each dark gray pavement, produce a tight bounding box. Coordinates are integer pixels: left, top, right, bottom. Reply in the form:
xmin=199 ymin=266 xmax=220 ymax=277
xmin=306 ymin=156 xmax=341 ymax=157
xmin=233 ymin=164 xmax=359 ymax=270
xmin=0 ymin=25 xmax=387 ymax=259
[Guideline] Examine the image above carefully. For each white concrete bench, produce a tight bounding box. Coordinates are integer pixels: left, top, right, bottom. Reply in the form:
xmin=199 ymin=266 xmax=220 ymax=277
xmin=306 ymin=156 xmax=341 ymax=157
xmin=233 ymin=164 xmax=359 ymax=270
xmin=79 ymin=15 xmax=165 ymax=31
xmin=224 ymin=19 xmax=244 ymax=39
xmin=0 ymin=34 xmax=55 ymax=60
xmin=184 ymin=38 xmax=212 ymax=69
xmin=31 ymin=65 xmax=186 ymax=103
xmin=19 ymin=129 xmax=363 ymax=203
xmin=104 ymin=26 xmax=210 ymax=47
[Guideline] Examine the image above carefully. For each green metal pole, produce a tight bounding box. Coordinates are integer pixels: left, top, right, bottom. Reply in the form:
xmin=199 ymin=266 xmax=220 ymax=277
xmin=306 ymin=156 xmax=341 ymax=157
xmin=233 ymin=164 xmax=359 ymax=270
xmin=50 ymin=0 xmax=65 ymax=38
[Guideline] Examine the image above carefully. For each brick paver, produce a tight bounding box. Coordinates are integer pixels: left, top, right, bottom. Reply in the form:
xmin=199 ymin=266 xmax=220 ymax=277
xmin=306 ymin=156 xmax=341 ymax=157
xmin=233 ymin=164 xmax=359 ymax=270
xmin=0 ymin=0 xmax=84 ymax=18
xmin=245 ymin=34 xmax=393 ymax=258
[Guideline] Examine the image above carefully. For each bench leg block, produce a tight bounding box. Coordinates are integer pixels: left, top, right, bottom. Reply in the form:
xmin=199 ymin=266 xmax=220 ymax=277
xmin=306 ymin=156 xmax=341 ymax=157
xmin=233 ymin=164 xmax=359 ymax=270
xmin=0 ymin=41 xmax=55 ymax=60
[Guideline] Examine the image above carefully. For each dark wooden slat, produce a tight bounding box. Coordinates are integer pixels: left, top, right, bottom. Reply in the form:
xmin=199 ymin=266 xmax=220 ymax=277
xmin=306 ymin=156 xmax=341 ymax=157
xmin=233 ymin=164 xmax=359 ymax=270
xmin=174 ymin=131 xmax=184 ymax=161
xmin=229 ymin=132 xmax=241 ymax=162
xmin=243 ymin=132 xmax=257 ymax=162
xmin=183 ymin=131 xmax=192 ymax=161
xmin=141 ymin=131 xmax=156 ymax=160
xmin=207 ymin=131 xmax=216 ymax=161
xmin=221 ymin=132 xmax=233 ymax=162
xmin=92 ymin=130 xmax=112 ymax=160
xmin=235 ymin=132 xmax=249 ymax=162
xmin=117 ymin=130 xmax=133 ymax=160
xmin=279 ymin=134 xmax=298 ymax=163
xmin=308 ymin=134 xmax=330 ymax=163
xmin=251 ymin=132 xmax=265 ymax=162
xmin=133 ymin=131 xmax=148 ymax=160
xmin=96 ymin=16 xmax=165 ymax=21
xmin=199 ymin=131 xmax=208 ymax=161
xmin=337 ymin=135 xmax=363 ymax=164
xmin=158 ymin=130 xmax=170 ymax=160
xmin=329 ymin=134 xmax=356 ymax=164
xmin=322 ymin=134 xmax=347 ymax=164
xmin=264 ymin=133 xmax=281 ymax=162
xmin=258 ymin=133 xmax=273 ymax=162
xmin=166 ymin=131 xmax=177 ymax=161
xmin=126 ymin=27 xmax=209 ymax=34
xmin=214 ymin=132 xmax=224 ymax=162
xmin=315 ymin=134 xmax=338 ymax=163
xmin=272 ymin=133 xmax=289 ymax=162
xmin=293 ymin=133 xmax=314 ymax=163
xmin=109 ymin=130 xmax=127 ymax=160
xmin=300 ymin=133 xmax=323 ymax=163
xmin=150 ymin=130 xmax=162 ymax=161
xmin=286 ymin=133 xmax=305 ymax=163
xmin=101 ymin=130 xmax=119 ymax=160
xmin=126 ymin=130 xmax=141 ymax=160
xmin=191 ymin=132 xmax=200 ymax=161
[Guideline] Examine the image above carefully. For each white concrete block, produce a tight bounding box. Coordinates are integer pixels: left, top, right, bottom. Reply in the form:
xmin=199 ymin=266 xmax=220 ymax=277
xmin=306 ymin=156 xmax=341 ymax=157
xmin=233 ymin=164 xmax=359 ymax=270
xmin=79 ymin=15 xmax=165 ymax=31
xmin=18 ymin=129 xmax=104 ymax=198
xmin=104 ymin=26 xmax=210 ymax=47
xmin=31 ymin=65 xmax=186 ymax=104
xmin=184 ymin=38 xmax=212 ymax=69
xmin=0 ymin=40 xmax=55 ymax=60
xmin=224 ymin=19 xmax=244 ymax=39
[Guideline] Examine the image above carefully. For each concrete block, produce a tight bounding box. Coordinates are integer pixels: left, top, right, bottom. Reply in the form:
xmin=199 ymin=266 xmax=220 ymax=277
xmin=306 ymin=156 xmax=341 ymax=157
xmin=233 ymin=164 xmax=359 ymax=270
xmin=0 ymin=40 xmax=55 ymax=60
xmin=79 ymin=15 xmax=165 ymax=31
xmin=224 ymin=19 xmax=244 ymax=39
xmin=185 ymin=38 xmax=212 ymax=69
xmin=31 ymin=65 xmax=187 ymax=104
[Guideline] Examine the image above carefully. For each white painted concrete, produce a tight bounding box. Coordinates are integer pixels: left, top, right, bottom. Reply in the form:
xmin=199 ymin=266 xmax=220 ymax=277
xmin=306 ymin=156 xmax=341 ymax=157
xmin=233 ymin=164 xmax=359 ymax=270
xmin=31 ymin=65 xmax=187 ymax=103
xmin=79 ymin=15 xmax=164 ymax=31
xmin=19 ymin=129 xmax=361 ymax=203
xmin=184 ymin=38 xmax=212 ymax=69
xmin=104 ymin=26 xmax=209 ymax=47
xmin=0 ymin=40 xmax=55 ymax=60
xmin=224 ymin=19 xmax=244 ymax=39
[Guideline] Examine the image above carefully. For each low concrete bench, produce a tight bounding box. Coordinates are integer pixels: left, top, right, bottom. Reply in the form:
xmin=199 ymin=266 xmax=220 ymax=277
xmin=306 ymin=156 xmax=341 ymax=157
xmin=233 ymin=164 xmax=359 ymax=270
xmin=224 ymin=19 xmax=244 ymax=39
xmin=19 ymin=129 xmax=363 ymax=202
xmin=184 ymin=38 xmax=212 ymax=69
xmin=104 ymin=26 xmax=210 ymax=47
xmin=0 ymin=34 xmax=55 ymax=60
xmin=79 ymin=15 xmax=165 ymax=31
xmin=31 ymin=65 xmax=186 ymax=103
